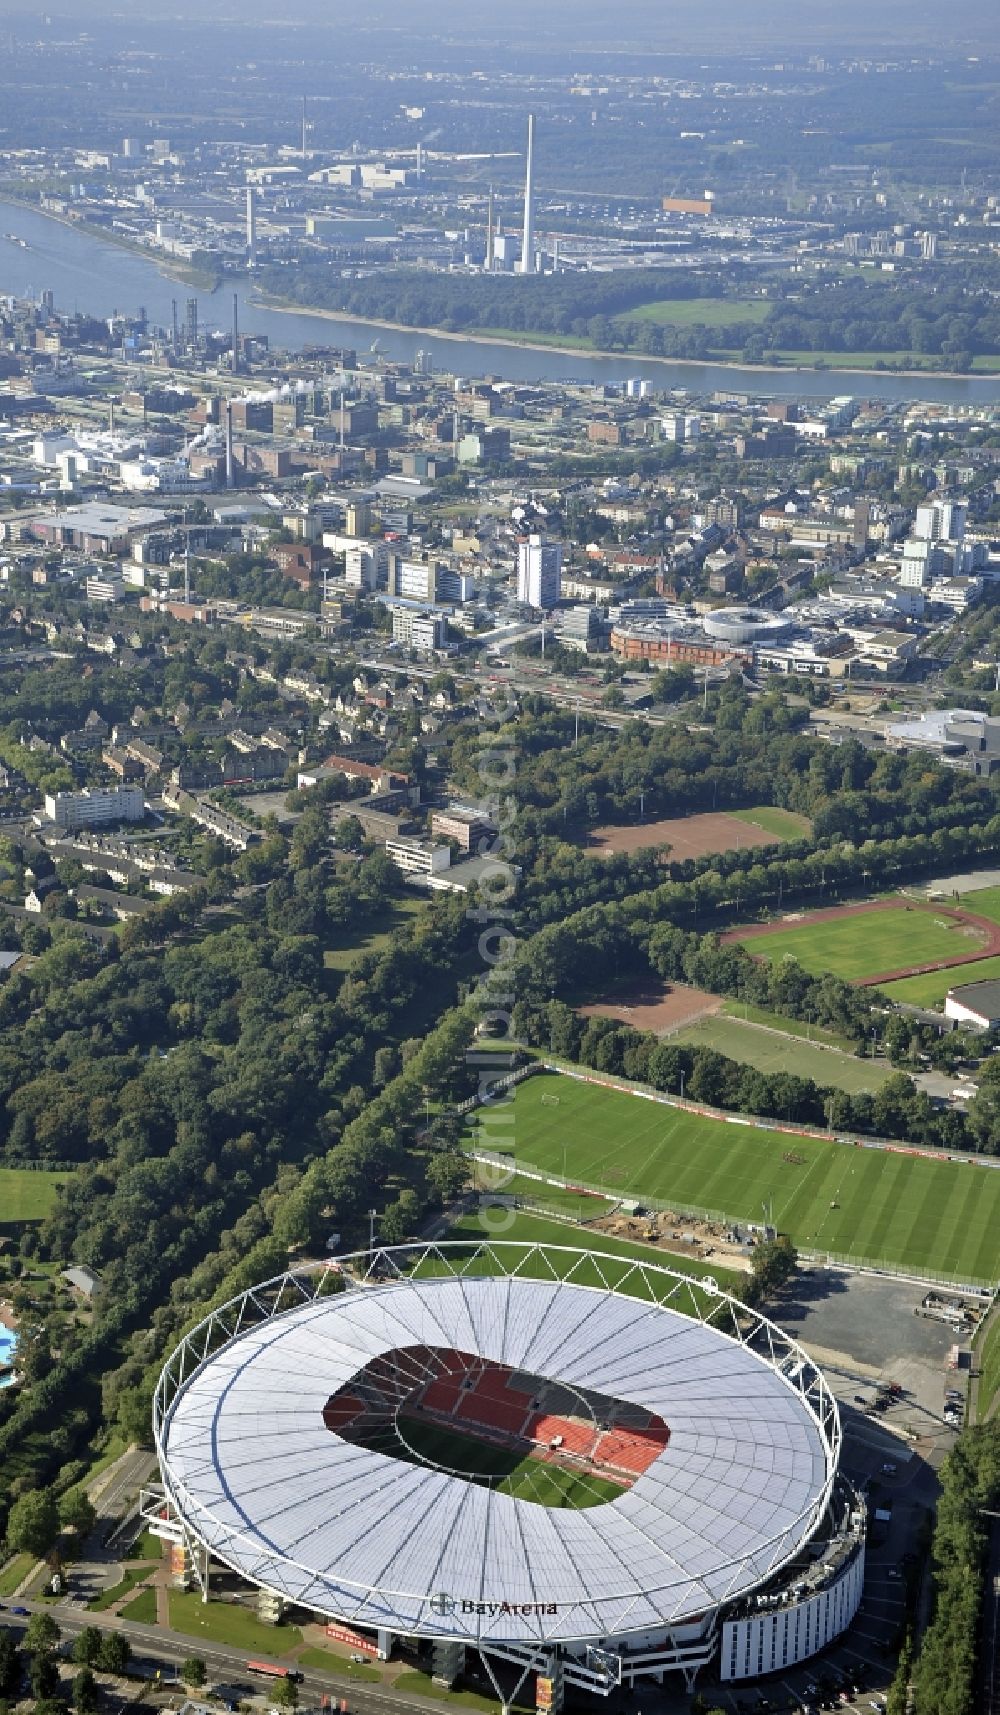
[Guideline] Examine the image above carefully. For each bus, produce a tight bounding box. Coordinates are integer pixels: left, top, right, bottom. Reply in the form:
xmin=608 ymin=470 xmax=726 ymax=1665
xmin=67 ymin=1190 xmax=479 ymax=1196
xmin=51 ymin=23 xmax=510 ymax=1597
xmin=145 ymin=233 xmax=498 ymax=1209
xmin=247 ymin=1662 xmax=304 ymax=1684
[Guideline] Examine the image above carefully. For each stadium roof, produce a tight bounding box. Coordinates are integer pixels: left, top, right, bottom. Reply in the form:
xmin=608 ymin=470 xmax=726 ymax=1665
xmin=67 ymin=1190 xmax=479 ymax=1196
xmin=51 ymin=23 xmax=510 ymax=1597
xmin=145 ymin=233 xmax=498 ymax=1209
xmin=159 ymin=1257 xmax=836 ymax=1646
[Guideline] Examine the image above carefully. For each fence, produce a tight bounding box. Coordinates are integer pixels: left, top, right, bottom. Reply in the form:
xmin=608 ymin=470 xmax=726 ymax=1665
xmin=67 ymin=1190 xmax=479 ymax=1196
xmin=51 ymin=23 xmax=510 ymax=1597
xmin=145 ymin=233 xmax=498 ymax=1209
xmin=460 ymin=1063 xmax=1000 ymax=1291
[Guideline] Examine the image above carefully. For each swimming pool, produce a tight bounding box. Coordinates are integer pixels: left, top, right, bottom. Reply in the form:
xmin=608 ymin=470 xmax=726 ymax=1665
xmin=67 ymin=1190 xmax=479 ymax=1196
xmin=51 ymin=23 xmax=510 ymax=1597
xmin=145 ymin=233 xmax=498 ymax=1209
xmin=0 ymin=1325 xmax=18 ymax=1387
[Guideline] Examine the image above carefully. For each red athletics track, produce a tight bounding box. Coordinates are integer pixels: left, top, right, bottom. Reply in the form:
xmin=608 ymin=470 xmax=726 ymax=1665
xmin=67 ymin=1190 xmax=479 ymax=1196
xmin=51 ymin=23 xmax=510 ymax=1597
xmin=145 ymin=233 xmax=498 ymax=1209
xmin=724 ymin=896 xmax=1000 ymax=986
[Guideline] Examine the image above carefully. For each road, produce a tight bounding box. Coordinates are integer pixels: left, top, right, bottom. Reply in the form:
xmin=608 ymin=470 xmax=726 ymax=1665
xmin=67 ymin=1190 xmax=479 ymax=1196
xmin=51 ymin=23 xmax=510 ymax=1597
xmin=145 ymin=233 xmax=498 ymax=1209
xmin=1 ymin=1597 xmax=445 ymax=1715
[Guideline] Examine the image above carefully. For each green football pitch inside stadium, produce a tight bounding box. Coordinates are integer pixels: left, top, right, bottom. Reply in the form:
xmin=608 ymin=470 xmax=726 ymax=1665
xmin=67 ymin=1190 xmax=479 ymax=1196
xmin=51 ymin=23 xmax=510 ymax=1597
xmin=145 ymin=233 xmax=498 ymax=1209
xmin=734 ymin=902 xmax=989 ymax=982
xmin=389 ymin=1416 xmax=625 ymax=1507
xmin=464 ymin=1072 xmax=1000 ymax=1283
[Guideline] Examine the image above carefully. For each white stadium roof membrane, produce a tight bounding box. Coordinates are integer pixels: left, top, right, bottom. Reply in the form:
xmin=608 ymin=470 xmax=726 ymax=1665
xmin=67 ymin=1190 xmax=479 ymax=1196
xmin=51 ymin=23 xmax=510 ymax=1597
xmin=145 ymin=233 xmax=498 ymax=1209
xmin=157 ymin=1246 xmax=838 ymax=1647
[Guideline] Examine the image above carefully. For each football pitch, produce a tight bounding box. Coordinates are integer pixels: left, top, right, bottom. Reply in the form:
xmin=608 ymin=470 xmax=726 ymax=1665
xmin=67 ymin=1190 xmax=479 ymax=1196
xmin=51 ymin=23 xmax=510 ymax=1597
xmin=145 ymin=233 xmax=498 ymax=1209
xmin=735 ymin=903 xmax=988 ymax=982
xmin=464 ymin=1073 xmax=1000 ymax=1283
xmin=394 ymin=1416 xmax=624 ymax=1507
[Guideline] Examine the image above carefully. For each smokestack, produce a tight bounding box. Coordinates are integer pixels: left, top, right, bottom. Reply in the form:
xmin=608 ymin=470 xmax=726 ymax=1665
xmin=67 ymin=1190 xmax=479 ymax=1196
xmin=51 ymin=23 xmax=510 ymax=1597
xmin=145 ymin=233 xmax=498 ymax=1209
xmin=171 ymin=298 xmax=179 ymax=350
xmin=232 ymin=291 xmax=239 ymax=373
xmin=520 ymin=113 xmax=536 ymax=275
xmin=416 ymin=140 xmax=423 ymax=181
xmin=485 ymin=184 xmax=495 ymax=271
xmin=225 ymin=399 xmax=234 ymax=489
xmin=301 ymin=96 xmax=308 ymax=158
xmin=246 ymin=186 xmax=257 ymax=268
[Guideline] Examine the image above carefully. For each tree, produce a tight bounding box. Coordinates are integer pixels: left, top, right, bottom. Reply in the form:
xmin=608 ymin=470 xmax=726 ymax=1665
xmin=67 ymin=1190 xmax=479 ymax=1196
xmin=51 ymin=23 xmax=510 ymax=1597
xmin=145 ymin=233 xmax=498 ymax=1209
xmin=373 ymin=1046 xmax=399 ymax=1088
xmin=182 ymin=1657 xmax=207 ymax=1688
xmin=0 ymin=1631 xmax=21 ymax=1699
xmin=6 ymin=1488 xmax=59 ymax=1557
xmin=72 ymin=1667 xmax=99 ymax=1714
xmin=71 ymin=1629 xmax=102 ymax=1668
xmin=425 ymin=1151 xmax=468 ymax=1205
xmin=30 ymin=1651 xmax=59 ymax=1700
xmin=750 ymin=1235 xmax=798 ymax=1298
xmin=25 ymin=1612 xmax=60 ymax=1656
xmin=272 ymin=1675 xmax=298 ymax=1709
xmin=58 ymin=1490 xmax=96 ymax=1539
xmin=379 ymin=1189 xmax=423 ymax=1245
xmin=96 ymin=1633 xmax=130 ymax=1675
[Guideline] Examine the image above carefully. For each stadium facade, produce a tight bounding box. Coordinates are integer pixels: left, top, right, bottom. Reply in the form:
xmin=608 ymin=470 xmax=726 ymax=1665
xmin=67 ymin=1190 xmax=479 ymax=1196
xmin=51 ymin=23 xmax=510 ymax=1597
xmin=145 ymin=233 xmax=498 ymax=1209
xmin=144 ymin=1242 xmax=865 ymax=1709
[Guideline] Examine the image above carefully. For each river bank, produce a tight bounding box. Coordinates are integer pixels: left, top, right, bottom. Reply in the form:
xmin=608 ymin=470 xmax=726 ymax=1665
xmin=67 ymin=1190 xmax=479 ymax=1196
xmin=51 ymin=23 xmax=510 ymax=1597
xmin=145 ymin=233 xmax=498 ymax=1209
xmin=254 ymin=291 xmax=987 ymax=386
xmin=1 ymin=201 xmax=997 ymax=403
xmin=0 ymin=195 xmax=222 ymax=293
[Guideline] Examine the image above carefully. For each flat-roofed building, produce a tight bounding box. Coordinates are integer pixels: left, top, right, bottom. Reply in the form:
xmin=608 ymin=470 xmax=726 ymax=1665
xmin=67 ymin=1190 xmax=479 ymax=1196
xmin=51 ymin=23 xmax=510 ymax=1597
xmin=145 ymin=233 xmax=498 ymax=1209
xmin=944 ymin=979 xmax=1000 ymax=1030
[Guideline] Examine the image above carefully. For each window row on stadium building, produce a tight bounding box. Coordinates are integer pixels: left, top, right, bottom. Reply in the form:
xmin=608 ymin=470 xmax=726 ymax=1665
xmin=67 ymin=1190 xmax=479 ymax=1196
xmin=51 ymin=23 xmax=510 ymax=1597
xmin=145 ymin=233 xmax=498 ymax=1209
xmin=720 ymin=1548 xmax=865 ymax=1683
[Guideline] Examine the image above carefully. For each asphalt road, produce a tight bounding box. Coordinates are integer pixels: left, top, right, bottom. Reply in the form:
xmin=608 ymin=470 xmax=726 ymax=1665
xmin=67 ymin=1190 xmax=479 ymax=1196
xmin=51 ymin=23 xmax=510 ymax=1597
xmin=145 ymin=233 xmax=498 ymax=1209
xmin=2 ymin=1598 xmax=441 ymax=1715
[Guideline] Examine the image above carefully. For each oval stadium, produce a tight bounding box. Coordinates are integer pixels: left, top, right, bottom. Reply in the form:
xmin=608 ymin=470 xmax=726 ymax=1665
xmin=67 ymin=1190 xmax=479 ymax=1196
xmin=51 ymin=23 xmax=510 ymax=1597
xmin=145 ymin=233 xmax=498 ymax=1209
xmin=148 ymin=1241 xmax=865 ymax=1706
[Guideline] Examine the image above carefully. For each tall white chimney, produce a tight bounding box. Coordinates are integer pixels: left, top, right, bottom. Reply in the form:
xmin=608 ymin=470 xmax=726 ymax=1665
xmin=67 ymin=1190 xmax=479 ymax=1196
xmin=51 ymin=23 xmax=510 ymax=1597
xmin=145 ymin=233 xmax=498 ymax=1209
xmin=520 ymin=113 xmax=536 ymax=275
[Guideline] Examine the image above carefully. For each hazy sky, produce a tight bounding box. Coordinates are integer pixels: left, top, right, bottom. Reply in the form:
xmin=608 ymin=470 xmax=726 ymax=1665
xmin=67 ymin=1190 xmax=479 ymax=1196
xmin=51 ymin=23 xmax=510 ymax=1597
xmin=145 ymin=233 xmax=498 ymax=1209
xmin=15 ymin=0 xmax=1000 ymax=51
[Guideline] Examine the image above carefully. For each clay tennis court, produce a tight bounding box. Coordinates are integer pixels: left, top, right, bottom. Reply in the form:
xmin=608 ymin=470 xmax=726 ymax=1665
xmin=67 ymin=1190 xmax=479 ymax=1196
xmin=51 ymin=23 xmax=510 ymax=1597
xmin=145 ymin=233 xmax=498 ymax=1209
xmin=585 ymin=811 xmax=781 ymax=860
xmin=579 ymin=982 xmax=722 ymax=1035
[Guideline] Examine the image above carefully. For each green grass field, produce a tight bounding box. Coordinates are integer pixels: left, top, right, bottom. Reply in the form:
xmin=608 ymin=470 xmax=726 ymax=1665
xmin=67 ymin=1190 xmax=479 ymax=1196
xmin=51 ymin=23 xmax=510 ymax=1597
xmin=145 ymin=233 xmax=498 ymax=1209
xmin=975 ymin=1312 xmax=1000 ymax=1422
xmin=323 ymin=896 xmax=427 ymax=975
xmin=167 ymin=1591 xmax=304 ymax=1653
xmin=962 ymin=886 xmax=1000 ymax=925
xmin=396 ymin=1416 xmax=623 ymax=1508
xmin=119 ymin=1587 xmax=157 ymax=1624
xmin=89 ymin=1564 xmax=156 ymax=1612
xmin=0 ymin=1167 xmax=70 ymax=1224
xmin=881 ymin=954 xmax=1000 ymax=1009
xmin=445 ymin=1206 xmax=742 ymax=1298
xmin=734 ymin=805 xmax=813 ymax=841
xmin=673 ymin=1014 xmax=895 ymax=1094
xmin=737 ymin=903 xmax=987 ymax=982
xmin=392 ymin=1669 xmax=534 ymax=1713
xmin=464 ymin=1072 xmax=1000 ymax=1282
xmin=0 ymin=1553 xmax=35 ymax=1598
xmin=297 ymin=1649 xmax=380 ymax=1681
xmin=719 ymin=1000 xmax=854 ymax=1051
xmin=624 ymin=298 xmax=772 ymax=329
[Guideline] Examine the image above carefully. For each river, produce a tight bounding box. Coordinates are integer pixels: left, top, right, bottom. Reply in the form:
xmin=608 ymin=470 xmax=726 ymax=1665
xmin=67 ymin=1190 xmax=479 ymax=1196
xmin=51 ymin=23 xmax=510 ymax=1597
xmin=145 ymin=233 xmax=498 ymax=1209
xmin=2 ymin=201 xmax=1000 ymax=405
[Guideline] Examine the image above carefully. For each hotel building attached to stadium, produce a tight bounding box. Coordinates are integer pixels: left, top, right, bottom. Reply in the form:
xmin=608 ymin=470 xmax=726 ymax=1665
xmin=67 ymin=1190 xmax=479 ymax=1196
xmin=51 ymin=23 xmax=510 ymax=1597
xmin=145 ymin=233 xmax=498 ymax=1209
xmin=143 ymin=1242 xmax=866 ymax=1709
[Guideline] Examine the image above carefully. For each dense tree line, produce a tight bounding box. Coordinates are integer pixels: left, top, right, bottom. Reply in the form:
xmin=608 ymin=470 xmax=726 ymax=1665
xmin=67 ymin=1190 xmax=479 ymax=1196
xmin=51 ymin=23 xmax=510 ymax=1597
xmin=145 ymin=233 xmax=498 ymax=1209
xmin=911 ymin=1425 xmax=1000 ymax=1715
xmin=513 ymin=1002 xmax=967 ymax=1153
xmin=261 ymin=265 xmax=1000 ymax=369
xmin=0 ymin=848 xmax=482 ymax=1532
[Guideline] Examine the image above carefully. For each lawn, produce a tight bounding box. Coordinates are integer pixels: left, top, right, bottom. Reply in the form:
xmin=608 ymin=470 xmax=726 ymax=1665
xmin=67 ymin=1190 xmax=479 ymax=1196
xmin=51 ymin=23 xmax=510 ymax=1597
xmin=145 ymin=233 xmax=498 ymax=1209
xmin=734 ymin=805 xmax=813 ymax=841
xmin=624 ymin=298 xmax=772 ymax=329
xmin=120 ymin=1587 xmax=158 ymax=1623
xmin=881 ymin=955 xmax=1000 ymax=1010
xmin=0 ymin=1166 xmax=71 ymax=1225
xmin=444 ymin=1206 xmax=742 ymax=1298
xmin=0 ymin=1552 xmax=36 ymax=1598
xmin=297 ymin=1649 xmax=380 ymax=1681
xmin=736 ymin=903 xmax=987 ymax=982
xmin=673 ymin=1014 xmax=895 ymax=1094
xmin=393 ymin=1670 xmax=534 ymax=1713
xmin=89 ymin=1563 xmax=156 ymax=1612
xmin=719 ymin=1000 xmax=854 ymax=1051
xmin=167 ymin=1591 xmax=303 ymax=1654
xmin=323 ymin=896 xmax=427 ymax=976
xmin=480 ymin=1173 xmax=617 ymax=1222
xmin=462 ymin=1072 xmax=1000 ymax=1283
xmin=394 ymin=1416 xmax=625 ymax=1508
